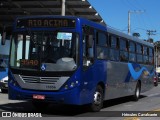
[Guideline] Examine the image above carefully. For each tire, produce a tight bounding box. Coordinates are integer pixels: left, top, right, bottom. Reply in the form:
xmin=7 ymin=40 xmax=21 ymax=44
xmin=88 ymin=85 xmax=104 ymax=112
xmin=133 ymin=82 xmax=141 ymax=101
xmin=154 ymin=82 xmax=158 ymax=87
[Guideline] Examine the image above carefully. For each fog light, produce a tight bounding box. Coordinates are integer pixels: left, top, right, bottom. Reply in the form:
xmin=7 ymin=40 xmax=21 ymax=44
xmin=70 ymin=82 xmax=75 ymax=87
xmin=65 ymin=85 xmax=68 ymax=89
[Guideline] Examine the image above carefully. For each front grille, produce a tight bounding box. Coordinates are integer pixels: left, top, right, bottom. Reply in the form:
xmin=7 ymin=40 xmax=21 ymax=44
xmin=20 ymin=75 xmax=59 ymax=84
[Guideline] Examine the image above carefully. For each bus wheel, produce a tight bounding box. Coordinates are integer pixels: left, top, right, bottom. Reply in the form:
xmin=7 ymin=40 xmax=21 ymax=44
xmin=89 ymin=85 xmax=104 ymax=112
xmin=133 ymin=82 xmax=141 ymax=101
xmin=32 ymin=101 xmax=49 ymax=111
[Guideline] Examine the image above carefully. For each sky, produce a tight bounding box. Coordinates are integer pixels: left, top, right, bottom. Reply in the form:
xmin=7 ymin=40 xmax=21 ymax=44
xmin=88 ymin=0 xmax=160 ymax=42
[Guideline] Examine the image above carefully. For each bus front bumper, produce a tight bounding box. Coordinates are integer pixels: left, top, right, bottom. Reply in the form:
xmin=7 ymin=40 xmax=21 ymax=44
xmin=8 ymin=83 xmax=82 ymax=105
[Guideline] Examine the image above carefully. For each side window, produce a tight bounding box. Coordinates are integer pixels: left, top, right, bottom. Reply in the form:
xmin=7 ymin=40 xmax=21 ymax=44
xmin=143 ymin=46 xmax=149 ymax=64
xmin=120 ymin=39 xmax=128 ymax=62
xmin=96 ymin=32 xmax=108 ymax=59
xmin=83 ymin=26 xmax=95 ymax=67
xmin=110 ymin=36 xmax=117 ymax=48
xmin=120 ymin=39 xmax=126 ymax=51
xmin=136 ymin=44 xmax=143 ymax=54
xmin=136 ymin=44 xmax=143 ymax=63
xmin=96 ymin=32 xmax=107 ymax=46
xmin=83 ymin=35 xmax=94 ymax=58
xmin=129 ymin=41 xmax=136 ymax=62
xmin=149 ymin=48 xmax=154 ymax=64
xmin=129 ymin=41 xmax=135 ymax=52
xmin=109 ymin=35 xmax=119 ymax=61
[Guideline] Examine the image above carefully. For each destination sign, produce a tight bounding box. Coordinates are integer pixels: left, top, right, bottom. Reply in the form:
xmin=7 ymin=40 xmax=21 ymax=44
xmin=20 ymin=59 xmax=39 ymax=68
xmin=16 ymin=18 xmax=76 ymax=28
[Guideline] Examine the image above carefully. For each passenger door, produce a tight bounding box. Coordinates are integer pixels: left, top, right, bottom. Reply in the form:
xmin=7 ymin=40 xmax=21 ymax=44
xmin=81 ymin=26 xmax=96 ymax=103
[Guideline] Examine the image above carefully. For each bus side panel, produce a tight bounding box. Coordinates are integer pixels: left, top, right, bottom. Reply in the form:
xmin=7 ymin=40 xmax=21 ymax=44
xmin=104 ymin=61 xmax=154 ymax=100
xmin=138 ymin=64 xmax=154 ymax=93
xmin=104 ymin=61 xmax=134 ymax=100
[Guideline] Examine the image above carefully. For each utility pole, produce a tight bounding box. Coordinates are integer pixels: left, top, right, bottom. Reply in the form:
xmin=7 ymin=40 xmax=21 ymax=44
xmin=61 ymin=0 xmax=66 ymax=16
xmin=147 ymin=30 xmax=156 ymax=39
xmin=128 ymin=10 xmax=145 ymax=35
xmin=128 ymin=11 xmax=131 ymax=35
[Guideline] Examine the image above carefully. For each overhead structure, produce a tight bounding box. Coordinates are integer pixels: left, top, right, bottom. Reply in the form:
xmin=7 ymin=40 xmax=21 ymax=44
xmin=0 ymin=0 xmax=106 ymax=30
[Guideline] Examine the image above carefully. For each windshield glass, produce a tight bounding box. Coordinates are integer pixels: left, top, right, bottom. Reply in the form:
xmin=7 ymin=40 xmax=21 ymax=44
xmin=10 ymin=31 xmax=79 ymax=71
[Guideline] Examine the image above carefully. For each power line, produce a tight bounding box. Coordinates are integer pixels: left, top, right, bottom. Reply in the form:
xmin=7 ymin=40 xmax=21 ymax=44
xmin=123 ymin=0 xmax=156 ymax=35
xmin=146 ymin=30 xmax=156 ymax=39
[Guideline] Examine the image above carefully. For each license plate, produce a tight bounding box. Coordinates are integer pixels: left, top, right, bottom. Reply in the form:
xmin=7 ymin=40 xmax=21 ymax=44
xmin=33 ymin=95 xmax=45 ymax=100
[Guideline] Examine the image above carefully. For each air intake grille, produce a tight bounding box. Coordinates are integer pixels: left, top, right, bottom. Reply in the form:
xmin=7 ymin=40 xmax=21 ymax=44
xmin=20 ymin=75 xmax=59 ymax=84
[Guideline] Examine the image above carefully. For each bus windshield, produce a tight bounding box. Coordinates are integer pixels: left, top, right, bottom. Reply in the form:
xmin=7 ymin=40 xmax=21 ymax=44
xmin=10 ymin=31 xmax=79 ymax=71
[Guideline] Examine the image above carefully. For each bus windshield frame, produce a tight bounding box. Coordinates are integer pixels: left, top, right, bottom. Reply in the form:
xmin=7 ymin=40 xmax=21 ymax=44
xmin=10 ymin=30 xmax=79 ymax=72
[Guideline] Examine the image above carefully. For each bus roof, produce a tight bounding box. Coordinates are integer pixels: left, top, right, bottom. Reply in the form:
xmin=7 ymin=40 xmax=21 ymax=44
xmin=14 ymin=15 xmax=153 ymax=48
xmin=107 ymin=27 xmax=154 ymax=48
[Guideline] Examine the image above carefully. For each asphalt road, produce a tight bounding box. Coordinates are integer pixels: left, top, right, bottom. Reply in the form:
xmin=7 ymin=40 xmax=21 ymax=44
xmin=0 ymin=84 xmax=160 ymax=120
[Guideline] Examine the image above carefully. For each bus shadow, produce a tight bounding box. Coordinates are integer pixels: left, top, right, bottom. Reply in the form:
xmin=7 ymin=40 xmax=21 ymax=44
xmin=0 ymin=95 xmax=147 ymax=116
xmin=0 ymin=102 xmax=89 ymax=116
xmin=0 ymin=101 xmax=35 ymax=113
xmin=103 ymin=95 xmax=146 ymax=108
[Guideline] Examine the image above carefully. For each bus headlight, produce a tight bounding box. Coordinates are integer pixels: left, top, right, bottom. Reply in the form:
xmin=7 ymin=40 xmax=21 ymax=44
xmin=70 ymin=82 xmax=75 ymax=88
xmin=64 ymin=80 xmax=79 ymax=90
xmin=65 ymin=85 xmax=68 ymax=90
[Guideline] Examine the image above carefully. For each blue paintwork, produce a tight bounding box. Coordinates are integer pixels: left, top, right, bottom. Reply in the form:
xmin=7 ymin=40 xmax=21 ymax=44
xmin=128 ymin=63 xmax=154 ymax=80
xmin=9 ymin=68 xmax=83 ymax=105
xmin=9 ymin=16 xmax=107 ymax=105
xmin=8 ymin=60 xmax=107 ymax=105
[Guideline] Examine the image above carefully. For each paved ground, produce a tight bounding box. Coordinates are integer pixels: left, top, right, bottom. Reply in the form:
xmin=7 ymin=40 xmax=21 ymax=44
xmin=0 ymin=84 xmax=160 ymax=120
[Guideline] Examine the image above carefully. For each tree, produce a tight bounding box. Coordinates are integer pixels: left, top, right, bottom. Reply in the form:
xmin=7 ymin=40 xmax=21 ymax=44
xmin=132 ymin=33 xmax=140 ymax=37
xmin=147 ymin=38 xmax=154 ymax=43
xmin=154 ymin=41 xmax=160 ymax=48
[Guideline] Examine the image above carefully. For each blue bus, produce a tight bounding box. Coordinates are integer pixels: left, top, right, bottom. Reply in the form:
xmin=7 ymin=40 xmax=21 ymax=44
xmin=7 ymin=16 xmax=154 ymax=112
xmin=0 ymin=38 xmax=10 ymax=93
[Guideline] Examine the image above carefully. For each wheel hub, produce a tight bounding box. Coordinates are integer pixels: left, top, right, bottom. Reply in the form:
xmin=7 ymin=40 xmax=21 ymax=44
xmin=136 ymin=87 xmax=140 ymax=98
xmin=94 ymin=91 xmax=102 ymax=105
